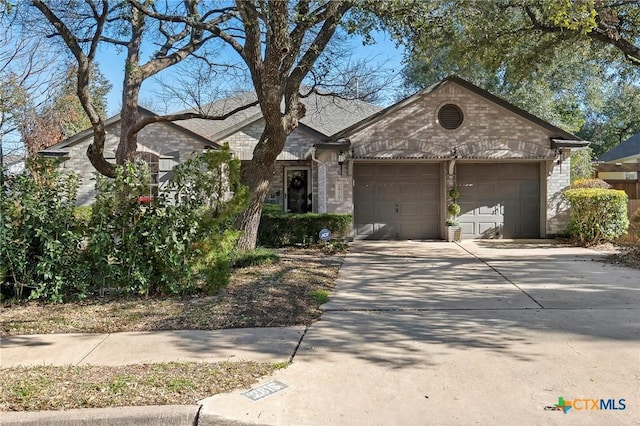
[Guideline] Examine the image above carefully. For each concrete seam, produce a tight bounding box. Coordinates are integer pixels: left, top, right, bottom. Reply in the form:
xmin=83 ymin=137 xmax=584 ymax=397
xmin=288 ymin=325 xmax=309 ymax=363
xmin=455 ymin=242 xmax=545 ymax=309
xmin=194 ymin=404 xmax=203 ymax=426
xmin=76 ymin=333 xmax=111 ymax=366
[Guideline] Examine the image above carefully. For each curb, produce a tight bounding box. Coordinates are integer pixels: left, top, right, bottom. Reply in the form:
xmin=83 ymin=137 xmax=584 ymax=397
xmin=2 ymin=405 xmax=200 ymax=425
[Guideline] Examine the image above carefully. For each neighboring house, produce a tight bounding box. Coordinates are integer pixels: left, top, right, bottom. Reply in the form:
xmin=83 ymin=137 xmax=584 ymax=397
xmin=41 ymin=76 xmax=587 ymax=240
xmin=596 ymin=133 xmax=640 ymax=200
xmin=596 ymin=133 xmax=640 ymax=181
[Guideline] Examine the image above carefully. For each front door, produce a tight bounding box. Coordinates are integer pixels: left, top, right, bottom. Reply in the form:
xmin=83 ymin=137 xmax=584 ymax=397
xmin=284 ymin=167 xmax=311 ymax=213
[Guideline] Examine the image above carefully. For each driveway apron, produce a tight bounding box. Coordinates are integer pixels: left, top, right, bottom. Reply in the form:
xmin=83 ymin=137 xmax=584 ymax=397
xmin=200 ymin=240 xmax=640 ymax=425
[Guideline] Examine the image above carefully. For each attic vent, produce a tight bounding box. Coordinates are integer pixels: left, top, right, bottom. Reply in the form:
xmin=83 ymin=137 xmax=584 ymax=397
xmin=438 ymin=104 xmax=463 ymax=130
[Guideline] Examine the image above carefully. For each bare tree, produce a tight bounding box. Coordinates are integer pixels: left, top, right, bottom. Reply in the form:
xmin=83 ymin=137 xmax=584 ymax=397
xmin=1 ymin=10 xmax=60 ymax=157
xmin=30 ymin=0 xmax=252 ymax=177
xmin=131 ymin=0 xmax=372 ymax=250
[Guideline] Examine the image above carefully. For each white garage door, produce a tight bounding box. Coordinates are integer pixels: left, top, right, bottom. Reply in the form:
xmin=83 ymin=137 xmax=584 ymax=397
xmin=457 ymin=163 xmax=540 ymax=238
xmin=354 ymin=164 xmax=440 ymax=240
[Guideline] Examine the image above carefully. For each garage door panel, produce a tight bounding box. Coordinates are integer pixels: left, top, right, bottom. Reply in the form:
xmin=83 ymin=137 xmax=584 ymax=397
xmin=457 ymin=163 xmax=540 ymax=239
xmin=355 ymin=164 xmax=440 ymax=240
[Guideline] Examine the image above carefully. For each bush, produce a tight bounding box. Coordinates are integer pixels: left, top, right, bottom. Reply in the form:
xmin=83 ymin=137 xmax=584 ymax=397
xmin=629 ymin=208 xmax=640 ymax=241
xmin=570 ymin=178 xmax=611 ymax=189
xmin=447 ymin=203 xmax=461 ymax=216
xmin=1 ymin=158 xmax=88 ymax=302
xmin=233 ymin=248 xmax=280 ymax=268
xmin=73 ymin=206 xmax=93 ymax=233
xmin=564 ymin=188 xmax=629 ymax=245
xmin=85 ymin=146 xmax=247 ymax=297
xmin=258 ymin=211 xmax=352 ymax=247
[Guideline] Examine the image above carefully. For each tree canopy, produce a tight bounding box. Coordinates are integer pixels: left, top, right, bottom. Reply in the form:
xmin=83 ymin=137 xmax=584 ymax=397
xmin=399 ymin=0 xmax=640 ymax=156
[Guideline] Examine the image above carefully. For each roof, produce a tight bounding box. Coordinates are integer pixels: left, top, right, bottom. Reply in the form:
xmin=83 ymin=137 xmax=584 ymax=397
xmin=43 ymin=92 xmax=382 ymax=155
xmin=598 ymin=133 xmax=640 ymax=162
xmin=177 ymin=90 xmax=382 ymax=141
xmin=41 ymin=106 xmax=220 ymax=153
xmin=329 ymin=76 xmax=581 ymax=142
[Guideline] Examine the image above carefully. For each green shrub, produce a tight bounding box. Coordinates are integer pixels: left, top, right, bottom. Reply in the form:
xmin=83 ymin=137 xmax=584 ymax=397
xmin=86 ymin=145 xmax=247 ymax=297
xmin=310 ymin=289 xmax=329 ymax=305
xmin=73 ymin=206 xmax=93 ymax=233
xmin=1 ymin=158 xmax=88 ymax=302
xmin=447 ymin=203 xmax=461 ymax=216
xmin=257 ymin=212 xmax=352 ymax=247
xmin=233 ymin=248 xmax=280 ymax=268
xmin=564 ymin=188 xmax=629 ymax=245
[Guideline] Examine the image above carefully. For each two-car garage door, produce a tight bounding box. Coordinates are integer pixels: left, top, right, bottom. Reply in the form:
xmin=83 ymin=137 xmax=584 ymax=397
xmin=354 ymin=162 xmax=540 ymax=240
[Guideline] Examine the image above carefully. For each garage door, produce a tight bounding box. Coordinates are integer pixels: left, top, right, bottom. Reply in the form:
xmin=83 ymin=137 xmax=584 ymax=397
xmin=457 ymin=163 xmax=540 ymax=238
xmin=354 ymin=164 xmax=440 ymax=240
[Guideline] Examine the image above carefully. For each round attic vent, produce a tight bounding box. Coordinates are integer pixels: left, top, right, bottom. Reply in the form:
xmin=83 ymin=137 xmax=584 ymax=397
xmin=438 ymin=104 xmax=464 ymax=130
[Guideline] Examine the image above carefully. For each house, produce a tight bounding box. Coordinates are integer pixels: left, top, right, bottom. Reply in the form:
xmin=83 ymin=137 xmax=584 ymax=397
xmin=596 ymin=133 xmax=640 ymax=199
xmin=41 ymin=76 xmax=586 ymax=240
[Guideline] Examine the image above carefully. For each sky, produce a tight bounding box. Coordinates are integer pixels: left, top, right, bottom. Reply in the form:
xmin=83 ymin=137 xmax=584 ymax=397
xmin=97 ymin=31 xmax=406 ymax=117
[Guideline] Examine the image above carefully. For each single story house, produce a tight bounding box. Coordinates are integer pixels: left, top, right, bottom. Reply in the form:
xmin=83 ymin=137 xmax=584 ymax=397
xmin=41 ymin=76 xmax=586 ymax=240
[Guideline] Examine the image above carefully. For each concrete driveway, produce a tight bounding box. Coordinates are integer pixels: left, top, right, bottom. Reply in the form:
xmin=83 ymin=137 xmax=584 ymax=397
xmin=201 ymin=241 xmax=640 ymax=425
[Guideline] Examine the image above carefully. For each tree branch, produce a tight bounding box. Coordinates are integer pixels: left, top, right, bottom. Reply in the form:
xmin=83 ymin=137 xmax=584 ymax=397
xmin=127 ymin=99 xmax=260 ymax=139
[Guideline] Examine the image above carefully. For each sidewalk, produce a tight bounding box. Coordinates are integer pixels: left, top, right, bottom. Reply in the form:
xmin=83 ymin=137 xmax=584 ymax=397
xmin=1 ymin=327 xmax=304 ymax=425
xmin=1 ymin=327 xmax=305 ymax=367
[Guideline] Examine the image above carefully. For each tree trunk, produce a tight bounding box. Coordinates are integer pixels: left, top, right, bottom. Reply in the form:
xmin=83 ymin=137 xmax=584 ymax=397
xmin=235 ymin=124 xmax=287 ymax=251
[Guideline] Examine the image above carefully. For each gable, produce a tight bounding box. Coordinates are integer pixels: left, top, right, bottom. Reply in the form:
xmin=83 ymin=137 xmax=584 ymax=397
xmin=224 ymin=118 xmax=324 ymax=161
xmin=336 ymin=78 xmax=579 ymax=160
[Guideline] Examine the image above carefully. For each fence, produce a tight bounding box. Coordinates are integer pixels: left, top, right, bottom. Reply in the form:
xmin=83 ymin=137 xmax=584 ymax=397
xmin=629 ymin=199 xmax=640 ymax=218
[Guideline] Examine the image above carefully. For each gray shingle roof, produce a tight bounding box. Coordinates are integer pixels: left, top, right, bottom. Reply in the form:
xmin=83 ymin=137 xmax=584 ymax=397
xmin=41 ymin=92 xmax=381 ymax=154
xmin=176 ymin=91 xmax=382 ymax=141
xmin=598 ymin=133 xmax=640 ymax=162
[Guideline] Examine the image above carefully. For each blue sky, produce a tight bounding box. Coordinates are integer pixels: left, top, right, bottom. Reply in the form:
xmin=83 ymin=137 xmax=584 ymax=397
xmin=97 ymin=31 xmax=406 ymax=116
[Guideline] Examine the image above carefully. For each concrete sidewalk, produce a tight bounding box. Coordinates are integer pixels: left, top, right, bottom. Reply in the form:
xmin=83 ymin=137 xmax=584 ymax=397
xmin=1 ymin=327 xmax=304 ymax=425
xmin=1 ymin=327 xmax=305 ymax=367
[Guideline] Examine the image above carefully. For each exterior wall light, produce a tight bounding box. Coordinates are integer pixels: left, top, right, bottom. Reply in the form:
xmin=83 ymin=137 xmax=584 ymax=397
xmin=338 ymin=151 xmax=346 ymax=175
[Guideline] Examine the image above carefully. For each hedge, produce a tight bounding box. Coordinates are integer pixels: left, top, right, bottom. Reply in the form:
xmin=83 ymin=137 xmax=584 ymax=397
xmin=564 ymin=188 xmax=629 ymax=245
xmin=258 ymin=207 xmax=352 ymax=247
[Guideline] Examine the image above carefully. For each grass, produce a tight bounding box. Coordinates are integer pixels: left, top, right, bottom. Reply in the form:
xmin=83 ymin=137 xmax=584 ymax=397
xmin=0 ymin=361 xmax=283 ymax=411
xmin=310 ymin=289 xmax=330 ymax=305
xmin=232 ymin=247 xmax=280 ymax=268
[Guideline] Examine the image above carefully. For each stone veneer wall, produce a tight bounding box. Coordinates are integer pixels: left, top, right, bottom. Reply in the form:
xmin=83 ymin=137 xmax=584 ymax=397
xmin=60 ymin=121 xmax=209 ymax=205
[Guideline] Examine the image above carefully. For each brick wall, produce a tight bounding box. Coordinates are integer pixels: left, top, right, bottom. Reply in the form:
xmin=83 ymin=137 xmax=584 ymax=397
xmin=59 ymin=121 xmax=209 ymax=205
xmin=546 ymin=158 xmax=571 ymax=235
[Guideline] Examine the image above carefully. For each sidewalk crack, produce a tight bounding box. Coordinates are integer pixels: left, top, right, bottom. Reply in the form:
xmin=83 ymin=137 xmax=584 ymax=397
xmin=288 ymin=326 xmax=309 ymax=363
xmin=76 ymin=333 xmax=111 ymax=365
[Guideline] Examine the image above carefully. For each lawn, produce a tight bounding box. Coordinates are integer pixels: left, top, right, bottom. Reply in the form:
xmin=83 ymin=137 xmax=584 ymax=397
xmin=0 ymin=247 xmax=344 ymax=411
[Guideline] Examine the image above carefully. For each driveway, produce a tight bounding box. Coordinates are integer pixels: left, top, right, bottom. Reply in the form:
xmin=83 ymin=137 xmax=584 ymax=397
xmin=201 ymin=241 xmax=640 ymax=425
